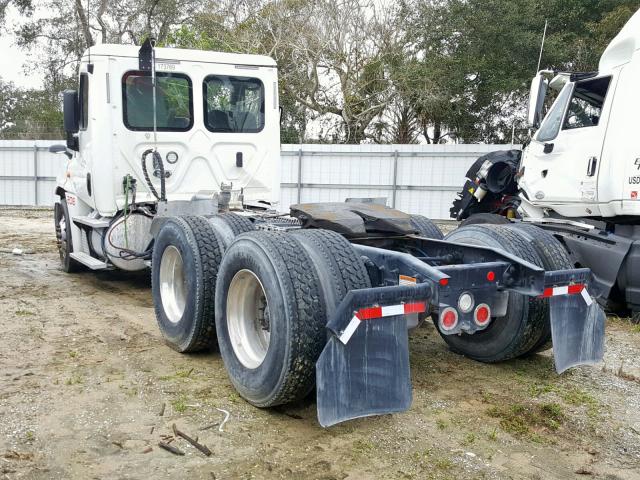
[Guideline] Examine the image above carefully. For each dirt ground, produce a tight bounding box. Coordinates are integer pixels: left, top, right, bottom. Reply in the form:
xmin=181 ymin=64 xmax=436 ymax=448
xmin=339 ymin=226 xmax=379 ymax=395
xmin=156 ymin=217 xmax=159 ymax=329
xmin=1 ymin=208 xmax=640 ymax=480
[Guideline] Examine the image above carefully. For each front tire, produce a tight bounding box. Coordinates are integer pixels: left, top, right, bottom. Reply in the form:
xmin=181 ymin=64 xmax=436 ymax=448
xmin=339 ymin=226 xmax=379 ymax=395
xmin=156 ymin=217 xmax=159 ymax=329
xmin=54 ymin=197 xmax=81 ymax=273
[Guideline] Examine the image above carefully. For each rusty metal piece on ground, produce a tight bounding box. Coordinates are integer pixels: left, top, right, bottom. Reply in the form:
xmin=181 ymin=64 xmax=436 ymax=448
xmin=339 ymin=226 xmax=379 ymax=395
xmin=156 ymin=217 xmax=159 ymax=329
xmin=172 ymin=423 xmax=212 ymax=456
xmin=158 ymin=441 xmax=184 ymax=456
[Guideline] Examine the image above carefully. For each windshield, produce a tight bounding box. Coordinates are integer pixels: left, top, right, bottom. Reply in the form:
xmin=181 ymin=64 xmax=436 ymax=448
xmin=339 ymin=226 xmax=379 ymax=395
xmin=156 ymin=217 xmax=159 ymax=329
xmin=535 ymin=83 xmax=572 ymax=142
xmin=203 ymin=75 xmax=264 ymax=133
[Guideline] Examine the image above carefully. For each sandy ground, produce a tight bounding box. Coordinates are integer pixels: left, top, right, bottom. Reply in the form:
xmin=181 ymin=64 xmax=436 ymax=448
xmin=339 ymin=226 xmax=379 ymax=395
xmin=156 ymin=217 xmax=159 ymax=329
xmin=0 ymin=208 xmax=639 ymax=480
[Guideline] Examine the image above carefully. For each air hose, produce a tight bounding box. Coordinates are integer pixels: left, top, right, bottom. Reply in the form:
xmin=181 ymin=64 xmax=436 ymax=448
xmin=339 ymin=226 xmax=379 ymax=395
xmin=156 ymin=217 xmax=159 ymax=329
xmin=141 ymin=149 xmax=166 ymax=201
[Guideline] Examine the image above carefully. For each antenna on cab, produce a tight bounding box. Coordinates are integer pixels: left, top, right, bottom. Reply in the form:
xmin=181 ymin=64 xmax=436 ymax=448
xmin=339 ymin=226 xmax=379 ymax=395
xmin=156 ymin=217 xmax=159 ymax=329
xmin=536 ymin=20 xmax=548 ymax=73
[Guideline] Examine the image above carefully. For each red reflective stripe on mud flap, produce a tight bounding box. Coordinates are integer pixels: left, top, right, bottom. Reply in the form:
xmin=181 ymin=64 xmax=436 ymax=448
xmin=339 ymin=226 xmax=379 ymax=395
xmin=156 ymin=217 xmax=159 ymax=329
xmin=342 ymin=301 xmax=428 ymax=344
xmin=404 ymin=302 xmax=427 ymax=314
xmin=539 ymin=284 xmax=585 ymax=298
xmin=356 ymin=306 xmax=383 ymax=320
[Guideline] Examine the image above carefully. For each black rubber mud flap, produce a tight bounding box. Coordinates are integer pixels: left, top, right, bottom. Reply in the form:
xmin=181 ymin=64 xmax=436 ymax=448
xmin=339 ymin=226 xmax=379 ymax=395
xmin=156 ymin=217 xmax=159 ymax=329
xmin=316 ymin=316 xmax=411 ymax=428
xmin=544 ymin=269 xmax=605 ymax=373
xmin=550 ymin=292 xmax=605 ymax=374
xmin=315 ymin=283 xmax=432 ymax=427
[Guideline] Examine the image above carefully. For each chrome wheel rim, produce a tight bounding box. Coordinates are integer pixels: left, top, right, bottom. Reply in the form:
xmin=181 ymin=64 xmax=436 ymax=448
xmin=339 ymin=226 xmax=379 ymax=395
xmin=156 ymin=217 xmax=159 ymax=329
xmin=159 ymin=246 xmax=187 ymax=324
xmin=227 ymin=269 xmax=270 ymax=369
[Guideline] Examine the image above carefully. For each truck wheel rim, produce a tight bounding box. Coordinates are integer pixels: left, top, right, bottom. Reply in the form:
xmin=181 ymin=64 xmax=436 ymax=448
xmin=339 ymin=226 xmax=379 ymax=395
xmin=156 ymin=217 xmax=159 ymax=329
xmin=159 ymin=246 xmax=187 ymax=324
xmin=55 ymin=206 xmax=68 ymax=262
xmin=227 ymin=269 xmax=271 ymax=369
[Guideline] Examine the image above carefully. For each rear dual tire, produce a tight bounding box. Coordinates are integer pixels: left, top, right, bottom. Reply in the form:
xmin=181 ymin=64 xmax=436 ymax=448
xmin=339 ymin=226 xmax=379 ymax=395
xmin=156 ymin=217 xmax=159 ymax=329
xmin=151 ymin=213 xmax=253 ymax=353
xmin=215 ymin=229 xmax=370 ymax=407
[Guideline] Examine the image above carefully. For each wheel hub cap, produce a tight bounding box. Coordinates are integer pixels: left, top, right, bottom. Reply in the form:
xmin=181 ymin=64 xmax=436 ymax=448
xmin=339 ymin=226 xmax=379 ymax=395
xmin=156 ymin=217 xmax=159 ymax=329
xmin=159 ymin=246 xmax=187 ymax=324
xmin=227 ymin=269 xmax=271 ymax=369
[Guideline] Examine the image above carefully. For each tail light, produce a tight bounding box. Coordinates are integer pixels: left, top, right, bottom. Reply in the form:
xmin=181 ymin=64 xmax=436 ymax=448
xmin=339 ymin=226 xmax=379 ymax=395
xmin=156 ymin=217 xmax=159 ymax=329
xmin=439 ymin=307 xmax=459 ymax=332
xmin=474 ymin=303 xmax=491 ymax=327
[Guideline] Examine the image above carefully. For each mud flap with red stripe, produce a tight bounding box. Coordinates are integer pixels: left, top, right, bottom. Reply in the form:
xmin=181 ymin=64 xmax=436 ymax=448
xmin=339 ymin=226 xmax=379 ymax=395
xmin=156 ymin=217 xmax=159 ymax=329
xmin=316 ymin=283 xmax=432 ymax=427
xmin=543 ymin=269 xmax=605 ymax=373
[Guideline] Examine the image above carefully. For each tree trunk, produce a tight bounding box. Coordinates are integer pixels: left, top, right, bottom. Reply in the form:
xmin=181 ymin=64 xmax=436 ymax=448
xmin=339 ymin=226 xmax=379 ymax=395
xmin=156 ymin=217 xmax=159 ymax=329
xmin=74 ymin=0 xmax=94 ymax=47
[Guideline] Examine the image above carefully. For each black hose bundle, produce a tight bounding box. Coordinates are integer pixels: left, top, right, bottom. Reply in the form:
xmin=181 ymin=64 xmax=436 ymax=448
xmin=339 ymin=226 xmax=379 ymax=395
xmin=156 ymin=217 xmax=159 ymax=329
xmin=141 ymin=149 xmax=166 ymax=201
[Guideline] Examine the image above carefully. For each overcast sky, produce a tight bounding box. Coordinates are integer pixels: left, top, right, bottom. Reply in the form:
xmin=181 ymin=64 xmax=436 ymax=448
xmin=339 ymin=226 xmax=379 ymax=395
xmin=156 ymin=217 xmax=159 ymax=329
xmin=0 ymin=5 xmax=43 ymax=89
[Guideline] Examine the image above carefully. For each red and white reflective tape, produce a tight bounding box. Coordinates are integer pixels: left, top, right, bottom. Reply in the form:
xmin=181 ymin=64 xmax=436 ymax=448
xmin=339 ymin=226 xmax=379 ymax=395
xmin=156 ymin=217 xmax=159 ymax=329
xmin=338 ymin=302 xmax=427 ymax=345
xmin=539 ymin=283 xmax=592 ymax=306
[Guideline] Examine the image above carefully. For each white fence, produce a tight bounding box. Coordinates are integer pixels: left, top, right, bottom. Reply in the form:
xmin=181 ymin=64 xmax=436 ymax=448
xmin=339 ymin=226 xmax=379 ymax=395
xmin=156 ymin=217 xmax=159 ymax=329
xmin=0 ymin=141 xmax=509 ymax=219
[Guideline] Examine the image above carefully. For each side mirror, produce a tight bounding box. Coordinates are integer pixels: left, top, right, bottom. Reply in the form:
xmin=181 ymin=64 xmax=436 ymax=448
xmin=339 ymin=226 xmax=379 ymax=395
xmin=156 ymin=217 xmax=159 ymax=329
xmin=63 ymin=89 xmax=80 ymax=151
xmin=63 ymin=90 xmax=79 ymax=133
xmin=527 ymin=74 xmax=548 ymax=129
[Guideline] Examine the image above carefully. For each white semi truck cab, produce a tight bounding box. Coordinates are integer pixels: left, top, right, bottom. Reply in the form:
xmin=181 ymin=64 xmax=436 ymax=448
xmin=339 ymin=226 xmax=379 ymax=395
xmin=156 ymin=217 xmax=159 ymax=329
xmin=450 ymin=8 xmax=640 ymax=314
xmin=521 ymin=9 xmax=640 ymax=218
xmin=52 ymin=41 xmax=606 ymax=427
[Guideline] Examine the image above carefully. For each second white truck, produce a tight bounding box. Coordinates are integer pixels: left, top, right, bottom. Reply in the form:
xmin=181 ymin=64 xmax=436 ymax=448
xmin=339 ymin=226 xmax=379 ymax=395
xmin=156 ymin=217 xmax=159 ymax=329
xmin=451 ymin=8 xmax=640 ymax=316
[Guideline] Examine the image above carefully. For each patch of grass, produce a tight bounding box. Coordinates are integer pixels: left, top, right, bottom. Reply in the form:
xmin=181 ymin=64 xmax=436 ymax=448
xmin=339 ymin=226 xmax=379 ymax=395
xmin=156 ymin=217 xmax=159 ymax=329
xmin=171 ymin=396 xmax=188 ymax=413
xmin=68 ymin=350 xmax=77 ymax=359
xmin=461 ymin=432 xmax=476 ymax=446
xmin=487 ymin=428 xmax=498 ymax=441
xmin=159 ymin=368 xmax=195 ymax=381
xmin=436 ymin=418 xmax=447 ymax=430
xmin=434 ymin=457 xmax=453 ymax=470
xmin=65 ymin=373 xmax=83 ymax=385
xmin=25 ymin=431 xmax=35 ymax=442
xmin=528 ymin=382 xmax=557 ymax=397
xmin=15 ymin=309 xmax=35 ymax=317
xmin=487 ymin=401 xmax=565 ymax=439
xmin=352 ymin=439 xmax=375 ymax=455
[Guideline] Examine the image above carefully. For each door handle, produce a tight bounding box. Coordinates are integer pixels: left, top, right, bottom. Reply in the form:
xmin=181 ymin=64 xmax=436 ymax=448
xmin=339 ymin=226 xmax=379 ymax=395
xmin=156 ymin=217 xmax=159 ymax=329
xmin=587 ymin=157 xmax=597 ymax=177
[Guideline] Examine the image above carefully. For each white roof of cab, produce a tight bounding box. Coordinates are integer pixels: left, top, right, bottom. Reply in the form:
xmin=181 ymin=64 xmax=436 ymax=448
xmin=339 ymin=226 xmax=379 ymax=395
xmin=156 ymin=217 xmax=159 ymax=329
xmin=82 ymin=43 xmax=277 ymax=68
xmin=599 ymin=8 xmax=640 ymax=72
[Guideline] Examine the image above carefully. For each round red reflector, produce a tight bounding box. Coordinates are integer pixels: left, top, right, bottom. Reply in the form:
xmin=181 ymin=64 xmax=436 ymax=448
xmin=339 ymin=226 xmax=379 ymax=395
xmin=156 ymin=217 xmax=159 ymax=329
xmin=439 ymin=278 xmax=449 ymax=286
xmin=474 ymin=304 xmax=490 ymax=325
xmin=441 ymin=308 xmax=458 ymax=330
xmin=487 ymin=271 xmax=495 ymax=281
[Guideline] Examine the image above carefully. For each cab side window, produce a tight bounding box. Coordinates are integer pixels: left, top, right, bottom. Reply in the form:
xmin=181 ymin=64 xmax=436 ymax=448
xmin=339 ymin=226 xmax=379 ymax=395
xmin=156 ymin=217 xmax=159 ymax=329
xmin=79 ymin=73 xmax=89 ymax=130
xmin=563 ymin=76 xmax=611 ymax=130
xmin=535 ymin=84 xmax=572 ymax=142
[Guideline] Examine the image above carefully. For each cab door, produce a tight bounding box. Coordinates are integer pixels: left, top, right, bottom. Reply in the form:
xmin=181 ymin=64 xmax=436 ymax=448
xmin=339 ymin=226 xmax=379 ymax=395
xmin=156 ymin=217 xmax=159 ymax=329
xmin=521 ymin=76 xmax=613 ymax=215
xmin=69 ymin=71 xmax=95 ymax=209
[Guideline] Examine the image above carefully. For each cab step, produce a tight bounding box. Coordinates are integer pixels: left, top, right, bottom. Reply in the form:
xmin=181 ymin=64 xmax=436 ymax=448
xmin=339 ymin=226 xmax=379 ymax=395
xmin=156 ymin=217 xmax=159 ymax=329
xmin=69 ymin=252 xmax=111 ymax=270
xmin=72 ymin=216 xmax=111 ymax=229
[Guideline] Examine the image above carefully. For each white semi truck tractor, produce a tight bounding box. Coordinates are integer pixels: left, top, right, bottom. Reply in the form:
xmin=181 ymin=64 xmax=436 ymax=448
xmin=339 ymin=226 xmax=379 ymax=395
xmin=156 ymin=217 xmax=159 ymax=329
xmin=51 ymin=39 xmax=605 ymax=426
xmin=451 ymin=8 xmax=640 ymax=316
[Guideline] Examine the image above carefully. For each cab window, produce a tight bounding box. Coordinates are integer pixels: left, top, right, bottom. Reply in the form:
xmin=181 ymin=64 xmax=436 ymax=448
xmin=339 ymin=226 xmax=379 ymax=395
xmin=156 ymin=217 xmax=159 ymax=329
xmin=563 ymin=76 xmax=611 ymax=130
xmin=535 ymin=84 xmax=572 ymax=142
xmin=79 ymin=73 xmax=89 ymax=130
xmin=203 ymin=75 xmax=264 ymax=133
xmin=122 ymin=71 xmax=193 ymax=131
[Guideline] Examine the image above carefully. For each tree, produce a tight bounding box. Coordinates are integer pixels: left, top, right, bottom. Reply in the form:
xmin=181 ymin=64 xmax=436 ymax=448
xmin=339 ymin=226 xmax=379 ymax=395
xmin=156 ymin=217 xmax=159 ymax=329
xmin=0 ymin=79 xmax=64 ymax=139
xmin=396 ymin=0 xmax=640 ymax=143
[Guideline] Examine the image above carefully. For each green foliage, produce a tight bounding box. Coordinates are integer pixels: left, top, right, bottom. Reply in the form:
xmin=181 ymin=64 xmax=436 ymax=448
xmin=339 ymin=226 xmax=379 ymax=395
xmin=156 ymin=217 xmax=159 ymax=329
xmin=487 ymin=401 xmax=565 ymax=439
xmin=0 ymin=79 xmax=64 ymax=139
xmin=5 ymin=0 xmax=640 ymax=143
xmin=396 ymin=0 xmax=639 ymax=143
